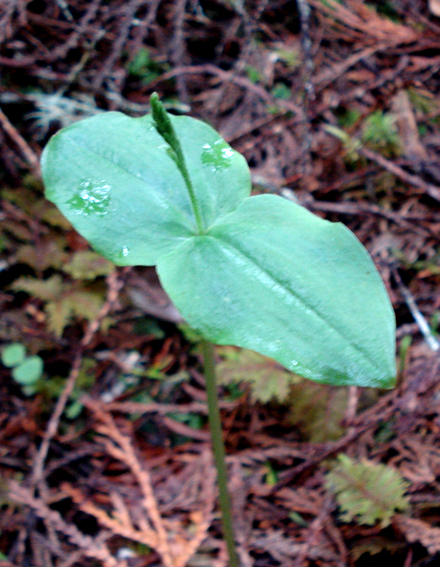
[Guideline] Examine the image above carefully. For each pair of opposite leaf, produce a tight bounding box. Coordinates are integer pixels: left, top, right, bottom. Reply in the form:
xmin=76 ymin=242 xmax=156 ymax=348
xmin=42 ymin=94 xmax=396 ymax=389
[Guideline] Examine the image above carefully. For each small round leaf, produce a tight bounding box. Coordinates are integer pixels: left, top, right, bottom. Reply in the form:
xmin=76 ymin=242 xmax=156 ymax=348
xmin=12 ymin=356 xmax=44 ymax=385
xmin=2 ymin=343 xmax=26 ymax=368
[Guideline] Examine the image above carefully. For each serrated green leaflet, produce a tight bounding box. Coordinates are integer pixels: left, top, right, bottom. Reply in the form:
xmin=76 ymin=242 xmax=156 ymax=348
xmin=42 ymin=106 xmax=396 ymax=388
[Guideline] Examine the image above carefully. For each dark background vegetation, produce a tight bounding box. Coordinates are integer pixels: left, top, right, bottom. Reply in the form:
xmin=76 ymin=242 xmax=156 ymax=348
xmin=1 ymin=1 xmax=440 ymax=566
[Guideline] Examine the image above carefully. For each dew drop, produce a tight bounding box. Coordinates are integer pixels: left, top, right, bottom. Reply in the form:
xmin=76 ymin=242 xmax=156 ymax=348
xmin=201 ymin=140 xmax=234 ymax=172
xmin=121 ymin=246 xmax=130 ymax=257
xmin=68 ymin=179 xmax=112 ymax=216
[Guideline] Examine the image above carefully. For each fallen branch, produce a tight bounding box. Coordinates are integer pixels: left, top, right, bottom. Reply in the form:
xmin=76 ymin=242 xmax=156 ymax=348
xmin=8 ymin=483 xmax=123 ymax=567
xmin=64 ymin=402 xmax=215 ymax=567
xmin=31 ymin=269 xmax=127 ymax=486
xmin=359 ymin=146 xmax=440 ymax=204
xmin=0 ymin=106 xmax=40 ymax=176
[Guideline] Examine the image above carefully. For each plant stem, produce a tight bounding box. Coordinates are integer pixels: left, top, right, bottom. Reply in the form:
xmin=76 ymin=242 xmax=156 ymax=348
xmin=201 ymin=339 xmax=240 ymax=567
xmin=150 ymin=93 xmax=205 ymax=234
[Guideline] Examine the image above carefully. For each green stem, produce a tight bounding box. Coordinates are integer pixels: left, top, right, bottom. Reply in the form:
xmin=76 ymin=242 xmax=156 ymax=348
xmin=201 ymin=339 xmax=240 ymax=567
xmin=150 ymin=93 xmax=204 ymax=234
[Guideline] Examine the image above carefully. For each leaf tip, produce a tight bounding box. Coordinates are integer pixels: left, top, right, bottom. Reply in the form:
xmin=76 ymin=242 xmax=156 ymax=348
xmin=383 ymin=372 xmax=397 ymax=390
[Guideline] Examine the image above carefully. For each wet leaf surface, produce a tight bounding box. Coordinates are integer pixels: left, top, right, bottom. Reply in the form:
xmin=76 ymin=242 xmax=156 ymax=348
xmin=1 ymin=1 xmax=440 ymax=565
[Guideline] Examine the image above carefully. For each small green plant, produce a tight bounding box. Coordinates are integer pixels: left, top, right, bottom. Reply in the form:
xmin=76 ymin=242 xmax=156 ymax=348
xmin=1 ymin=342 xmax=44 ymax=395
xmin=326 ymin=454 xmax=410 ymax=527
xmin=326 ymin=109 xmax=402 ymax=162
xmin=361 ymin=110 xmax=401 ymax=157
xmin=270 ymin=82 xmax=292 ymax=100
xmin=245 ymin=65 xmax=263 ymax=84
xmin=41 ymin=93 xmax=396 ymax=566
xmin=11 ymin=272 xmax=108 ymax=338
xmin=324 ymin=123 xmax=362 ymax=162
xmin=216 ymin=347 xmax=301 ymax=403
xmin=127 ymin=48 xmax=169 ymax=85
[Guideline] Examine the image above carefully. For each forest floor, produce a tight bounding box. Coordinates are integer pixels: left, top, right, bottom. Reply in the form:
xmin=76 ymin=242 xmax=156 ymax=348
xmin=2 ymin=1 xmax=440 ymax=566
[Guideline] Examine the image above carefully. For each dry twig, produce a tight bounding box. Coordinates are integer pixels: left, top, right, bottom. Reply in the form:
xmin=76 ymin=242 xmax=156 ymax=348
xmin=309 ymin=0 xmax=419 ymax=44
xmin=148 ymin=63 xmax=304 ymax=122
xmin=359 ymin=146 xmax=440 ymax=204
xmin=0 ymin=106 xmax=41 ymax=176
xmin=8 ymin=483 xmax=124 ymax=567
xmin=104 ymin=399 xmax=236 ymax=415
xmin=64 ymin=401 xmax=215 ymax=567
xmin=31 ymin=269 xmax=127 ymax=486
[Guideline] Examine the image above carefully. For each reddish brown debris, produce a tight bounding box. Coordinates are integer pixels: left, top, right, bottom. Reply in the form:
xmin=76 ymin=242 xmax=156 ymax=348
xmin=2 ymin=1 xmax=440 ymax=566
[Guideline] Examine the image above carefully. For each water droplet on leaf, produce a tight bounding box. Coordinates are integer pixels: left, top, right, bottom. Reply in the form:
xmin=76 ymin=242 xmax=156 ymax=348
xmin=68 ymin=179 xmax=112 ymax=216
xmin=201 ymin=140 xmax=234 ymax=172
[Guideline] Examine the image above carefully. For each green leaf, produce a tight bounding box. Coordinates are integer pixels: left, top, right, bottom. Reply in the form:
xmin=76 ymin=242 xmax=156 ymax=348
xmin=2 ymin=343 xmax=26 ymax=367
xmin=65 ymin=400 xmax=84 ymax=419
xmin=216 ymin=347 xmax=301 ymax=403
xmin=350 ymin=537 xmax=404 ymax=561
xmin=42 ymin=111 xmax=250 ymax=265
xmin=46 ymin=290 xmax=103 ymax=337
xmin=288 ymin=382 xmax=348 ymax=442
xmin=361 ymin=110 xmax=401 ymax=157
xmin=63 ymin=250 xmax=115 ymax=279
xmin=45 ymin=298 xmax=73 ymax=338
xmin=11 ymin=275 xmax=64 ymax=301
xmin=15 ymin=241 xmax=67 ymax=271
xmin=326 ymin=454 xmax=410 ymax=527
xmin=42 ymin=105 xmax=396 ymax=388
xmin=158 ymin=195 xmax=396 ymax=388
xmin=12 ymin=356 xmax=44 ymax=385
xmin=68 ymin=291 xmax=103 ymax=320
